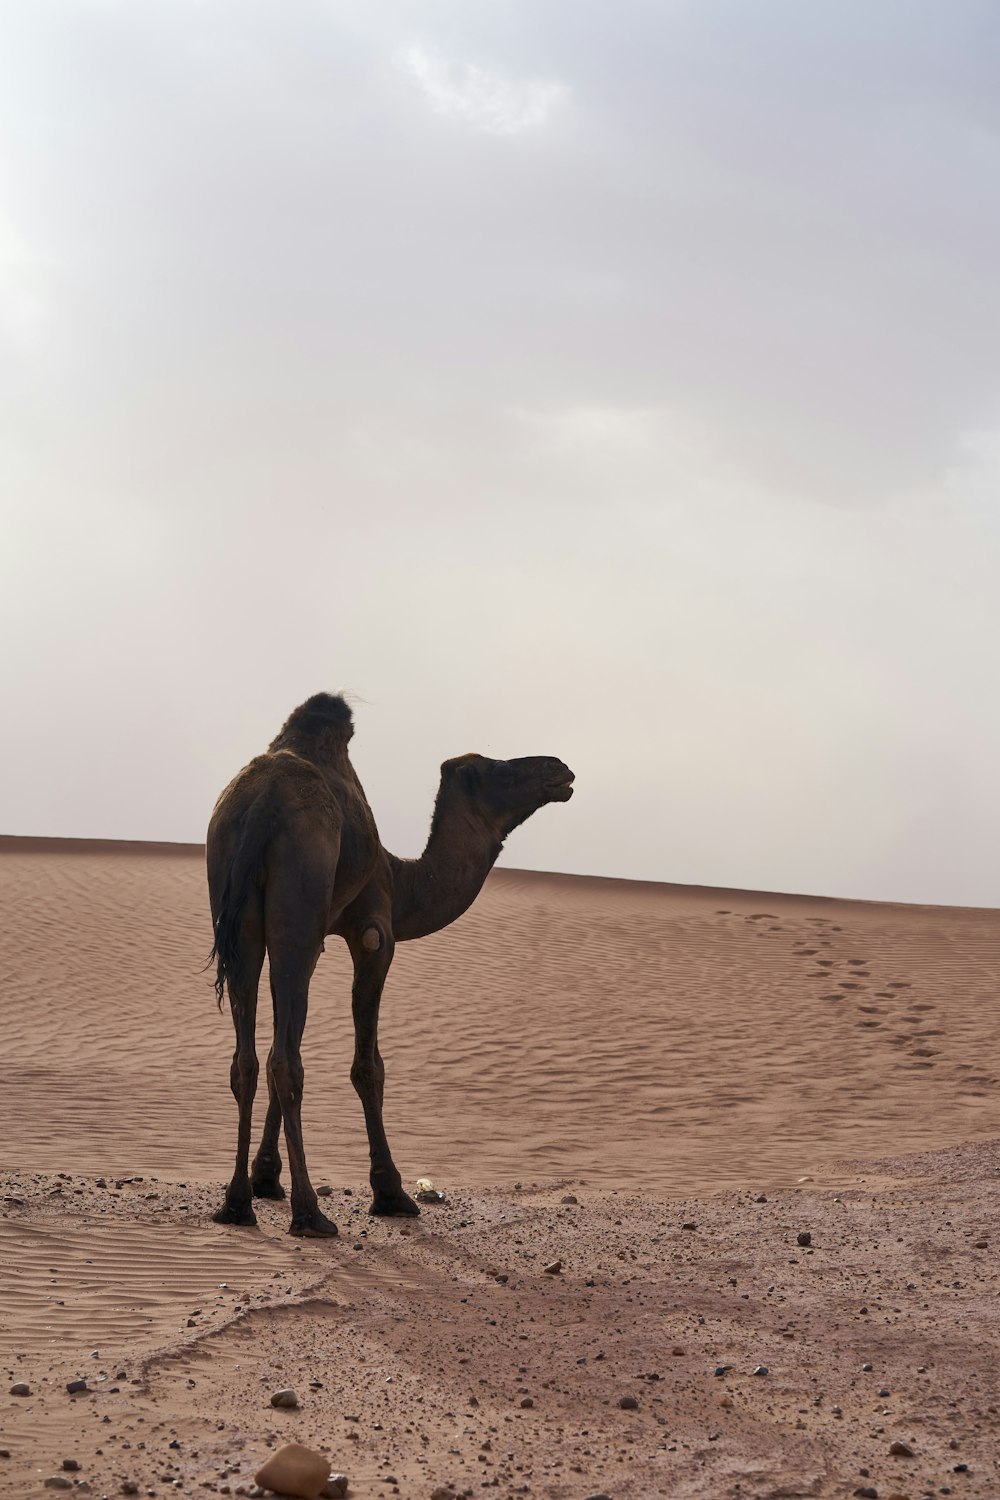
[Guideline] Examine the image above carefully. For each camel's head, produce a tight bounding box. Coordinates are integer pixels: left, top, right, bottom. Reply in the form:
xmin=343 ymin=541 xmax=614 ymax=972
xmin=442 ymin=752 xmax=575 ymax=838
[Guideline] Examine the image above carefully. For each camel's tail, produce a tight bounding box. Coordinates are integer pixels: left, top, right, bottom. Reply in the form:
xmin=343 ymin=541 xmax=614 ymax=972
xmin=208 ymin=793 xmax=275 ymax=1010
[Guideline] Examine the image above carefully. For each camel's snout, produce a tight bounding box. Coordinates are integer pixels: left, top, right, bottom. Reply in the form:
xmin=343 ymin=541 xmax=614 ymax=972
xmin=543 ymin=760 xmax=575 ymax=802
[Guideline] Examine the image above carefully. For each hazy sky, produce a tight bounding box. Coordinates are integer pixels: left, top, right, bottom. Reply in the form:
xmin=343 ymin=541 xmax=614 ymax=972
xmin=3 ymin=1 xmax=1000 ymax=905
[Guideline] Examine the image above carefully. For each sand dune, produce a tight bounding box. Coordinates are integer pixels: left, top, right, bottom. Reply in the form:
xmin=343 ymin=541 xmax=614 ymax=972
xmin=1 ymin=836 xmax=998 ymax=1497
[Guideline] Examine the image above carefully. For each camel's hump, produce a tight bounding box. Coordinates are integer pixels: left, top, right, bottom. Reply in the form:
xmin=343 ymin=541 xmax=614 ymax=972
xmin=269 ymin=693 xmax=354 ymax=753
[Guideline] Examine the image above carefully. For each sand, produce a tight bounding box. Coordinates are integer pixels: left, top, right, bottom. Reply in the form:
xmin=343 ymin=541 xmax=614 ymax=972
xmin=1 ymin=836 xmax=998 ymax=1498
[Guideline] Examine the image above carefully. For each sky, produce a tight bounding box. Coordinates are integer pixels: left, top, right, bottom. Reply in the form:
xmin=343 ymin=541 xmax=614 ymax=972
xmin=2 ymin=0 xmax=1000 ymax=906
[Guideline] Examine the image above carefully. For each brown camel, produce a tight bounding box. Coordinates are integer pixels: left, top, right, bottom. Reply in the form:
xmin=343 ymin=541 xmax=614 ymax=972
xmin=208 ymin=692 xmax=575 ymax=1236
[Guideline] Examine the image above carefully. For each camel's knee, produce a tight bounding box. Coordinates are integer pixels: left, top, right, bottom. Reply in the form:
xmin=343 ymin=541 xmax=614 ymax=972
xmin=229 ymin=1049 xmax=258 ymax=1099
xmin=351 ymin=1057 xmax=384 ymax=1096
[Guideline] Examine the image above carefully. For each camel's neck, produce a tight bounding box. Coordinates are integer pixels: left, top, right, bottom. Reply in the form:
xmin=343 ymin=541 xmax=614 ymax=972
xmin=388 ymin=801 xmax=503 ymax=942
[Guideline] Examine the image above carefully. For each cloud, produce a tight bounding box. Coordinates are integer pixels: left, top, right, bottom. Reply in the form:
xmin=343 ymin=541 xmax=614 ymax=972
xmin=397 ymin=44 xmax=566 ymax=136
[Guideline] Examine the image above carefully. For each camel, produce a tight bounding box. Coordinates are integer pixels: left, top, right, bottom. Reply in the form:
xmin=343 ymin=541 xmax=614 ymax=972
xmin=208 ymin=692 xmax=575 ymax=1236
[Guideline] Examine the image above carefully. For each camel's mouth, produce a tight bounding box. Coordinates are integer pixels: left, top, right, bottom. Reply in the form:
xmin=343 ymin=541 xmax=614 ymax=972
xmin=544 ymin=772 xmax=575 ymax=802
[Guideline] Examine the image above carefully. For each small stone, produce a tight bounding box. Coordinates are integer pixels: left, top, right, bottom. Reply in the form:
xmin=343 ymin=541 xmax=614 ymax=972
xmin=752 ymin=1365 xmax=769 ymax=1376
xmin=973 ymin=1239 xmax=988 ymax=1249
xmin=9 ymin=1382 xmax=30 ymax=1396
xmin=255 ymin=1443 xmax=331 ymax=1498
xmin=889 ymin=1440 xmax=915 ymax=1457
xmin=713 ymin=1365 xmax=731 ymax=1377
xmin=321 ymin=1476 xmax=349 ymax=1499
xmin=681 ymin=1221 xmax=697 ymax=1231
xmin=121 ymin=1485 xmax=139 ymax=1496
xmin=61 ymin=1458 xmax=81 ymax=1471
xmin=542 ymin=1260 xmax=562 ymax=1275
xmin=66 ymin=1379 xmax=88 ymax=1394
xmin=269 ymin=1387 xmax=299 ymax=1409
xmin=561 ymin=1194 xmax=578 ymax=1204
xmin=430 ymin=1489 xmax=457 ymax=1500
xmin=953 ymin=1463 xmax=969 ymax=1473
xmin=718 ymin=1394 xmax=734 ymax=1409
xmin=316 ymin=1185 xmax=332 ymax=1197
xmin=862 ymin=1362 xmax=874 ymax=1372
xmin=583 ymin=1494 xmax=612 ymax=1500
xmin=618 ymin=1394 xmax=639 ymax=1409
xmin=797 ymin=1175 xmax=813 ymax=1182
xmin=96 ymin=1177 xmax=106 ymax=1188
xmin=520 ymin=1396 xmax=534 ymax=1409
xmin=797 ymin=1231 xmax=812 ymax=1246
xmin=877 ymin=1387 xmax=891 ymax=1397
xmin=43 ymin=1480 xmax=73 ymax=1492
xmin=853 ymin=1489 xmax=878 ymax=1499
xmin=755 ymin=1193 xmax=767 ymax=1203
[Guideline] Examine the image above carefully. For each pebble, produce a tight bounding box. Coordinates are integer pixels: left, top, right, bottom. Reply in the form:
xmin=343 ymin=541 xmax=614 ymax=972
xmin=889 ymin=1440 xmax=915 ymax=1457
xmin=862 ymin=1362 xmax=874 ymax=1372
xmin=43 ymin=1480 xmax=73 ymax=1492
xmin=853 ymin=1489 xmax=878 ymax=1499
xmin=681 ymin=1221 xmax=697 ymax=1231
xmin=9 ymin=1382 xmax=30 ymax=1397
xmin=520 ymin=1396 xmax=534 ymax=1409
xmin=713 ymin=1365 xmax=731 ymax=1378
xmin=973 ymin=1239 xmax=988 ymax=1249
xmin=752 ymin=1365 xmax=769 ymax=1377
xmin=321 ymin=1476 xmax=349 ymax=1499
xmin=61 ymin=1458 xmax=81 ymax=1471
xmin=618 ymin=1394 xmax=639 ymax=1410
xmin=430 ymin=1489 xmax=457 ymax=1500
xmin=255 ymin=1443 xmax=331 ymax=1498
xmin=316 ymin=1184 xmax=333 ymax=1197
xmin=561 ymin=1194 xmax=578 ymax=1204
xmin=542 ymin=1260 xmax=562 ymax=1275
xmin=122 ymin=1485 xmax=139 ymax=1496
xmin=583 ymin=1494 xmax=612 ymax=1500
xmin=66 ymin=1379 xmax=88 ymax=1394
xmin=269 ymin=1388 xmax=299 ymax=1409
xmin=755 ymin=1193 xmax=767 ymax=1203
xmin=877 ymin=1387 xmax=891 ymax=1397
xmin=797 ymin=1231 xmax=812 ymax=1247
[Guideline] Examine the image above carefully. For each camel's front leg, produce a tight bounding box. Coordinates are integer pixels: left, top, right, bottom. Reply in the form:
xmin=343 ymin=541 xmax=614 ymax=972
xmin=250 ymin=1046 xmax=285 ymax=1199
xmin=349 ymin=925 xmax=419 ymax=1217
xmin=269 ymin=944 xmax=338 ymax=1237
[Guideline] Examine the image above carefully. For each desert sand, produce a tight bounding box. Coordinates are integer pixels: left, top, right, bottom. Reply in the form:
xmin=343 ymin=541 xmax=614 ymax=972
xmin=1 ymin=836 xmax=998 ymax=1499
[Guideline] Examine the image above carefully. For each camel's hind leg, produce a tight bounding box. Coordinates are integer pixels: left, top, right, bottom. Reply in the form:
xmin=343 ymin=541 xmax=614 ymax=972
xmin=268 ymin=945 xmax=338 ymax=1237
xmin=213 ymin=926 xmax=265 ymax=1228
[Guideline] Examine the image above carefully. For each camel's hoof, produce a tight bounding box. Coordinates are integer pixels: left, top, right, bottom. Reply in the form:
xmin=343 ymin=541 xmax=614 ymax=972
xmin=288 ymin=1208 xmax=339 ymax=1238
xmin=212 ymin=1201 xmax=258 ymax=1228
xmin=251 ymin=1177 xmax=286 ymax=1201
xmin=370 ymin=1191 xmax=421 ymax=1218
